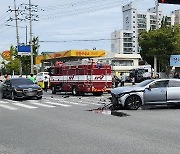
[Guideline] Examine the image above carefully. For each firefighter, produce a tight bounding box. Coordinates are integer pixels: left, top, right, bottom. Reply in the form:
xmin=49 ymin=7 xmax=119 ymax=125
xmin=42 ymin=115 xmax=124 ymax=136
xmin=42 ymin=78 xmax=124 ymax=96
xmin=44 ymin=76 xmax=48 ymax=92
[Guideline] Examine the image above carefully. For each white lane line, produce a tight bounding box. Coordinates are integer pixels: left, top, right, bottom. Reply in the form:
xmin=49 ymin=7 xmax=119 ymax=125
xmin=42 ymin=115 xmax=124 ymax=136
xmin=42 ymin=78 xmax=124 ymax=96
xmin=0 ymin=100 xmax=9 ymax=104
xmin=45 ymin=97 xmax=96 ymax=106
xmin=4 ymin=99 xmax=18 ymax=103
xmin=44 ymin=97 xmax=86 ymax=106
xmin=29 ymin=102 xmax=55 ymax=108
xmin=44 ymin=101 xmax=71 ymax=107
xmin=13 ymin=103 xmax=38 ymax=109
xmin=63 ymin=100 xmax=87 ymax=106
xmin=0 ymin=104 xmax=18 ymax=110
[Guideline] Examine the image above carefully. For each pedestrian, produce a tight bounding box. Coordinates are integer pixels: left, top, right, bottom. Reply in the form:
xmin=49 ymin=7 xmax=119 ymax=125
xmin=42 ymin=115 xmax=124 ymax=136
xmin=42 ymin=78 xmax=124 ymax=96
xmin=119 ymin=73 xmax=125 ymax=87
xmin=44 ymin=76 xmax=48 ymax=92
xmin=174 ymin=72 xmax=179 ymax=78
xmin=29 ymin=74 xmax=35 ymax=83
xmin=131 ymin=77 xmax=135 ymax=85
xmin=4 ymin=74 xmax=9 ymax=81
xmin=113 ymin=75 xmax=120 ymax=88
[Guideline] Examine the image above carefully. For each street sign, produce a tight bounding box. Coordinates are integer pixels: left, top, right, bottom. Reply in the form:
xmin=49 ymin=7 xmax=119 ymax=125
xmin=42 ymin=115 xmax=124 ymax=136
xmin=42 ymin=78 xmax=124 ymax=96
xmin=17 ymin=45 xmax=31 ymax=55
xmin=170 ymin=55 xmax=180 ymax=66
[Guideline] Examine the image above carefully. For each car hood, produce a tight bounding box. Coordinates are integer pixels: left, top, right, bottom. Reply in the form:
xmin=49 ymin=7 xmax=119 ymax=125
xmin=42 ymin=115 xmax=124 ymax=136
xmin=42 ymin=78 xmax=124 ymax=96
xmin=14 ymin=84 xmax=40 ymax=89
xmin=111 ymin=86 xmax=145 ymax=95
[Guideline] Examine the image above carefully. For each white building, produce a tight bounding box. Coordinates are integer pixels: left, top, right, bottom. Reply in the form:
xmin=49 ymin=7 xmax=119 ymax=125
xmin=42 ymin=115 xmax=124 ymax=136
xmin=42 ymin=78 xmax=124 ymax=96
xmin=172 ymin=9 xmax=180 ymax=25
xmin=111 ymin=2 xmax=177 ymax=54
xmin=111 ymin=30 xmax=136 ymax=54
xmin=97 ymin=51 xmax=141 ymax=76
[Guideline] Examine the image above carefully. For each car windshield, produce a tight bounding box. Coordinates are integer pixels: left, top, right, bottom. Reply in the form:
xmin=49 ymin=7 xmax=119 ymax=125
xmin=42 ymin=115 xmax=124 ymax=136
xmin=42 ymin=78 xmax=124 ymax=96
xmin=11 ymin=78 xmax=34 ymax=85
xmin=135 ymin=79 xmax=154 ymax=87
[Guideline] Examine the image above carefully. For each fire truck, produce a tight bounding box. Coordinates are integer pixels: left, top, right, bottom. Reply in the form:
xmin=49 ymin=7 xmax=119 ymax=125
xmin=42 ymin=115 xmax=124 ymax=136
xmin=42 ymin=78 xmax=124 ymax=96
xmin=48 ymin=61 xmax=112 ymax=96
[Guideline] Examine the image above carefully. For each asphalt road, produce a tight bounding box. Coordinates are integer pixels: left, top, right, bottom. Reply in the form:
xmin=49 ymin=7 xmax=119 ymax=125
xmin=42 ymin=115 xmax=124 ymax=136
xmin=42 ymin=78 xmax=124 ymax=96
xmin=0 ymin=91 xmax=180 ymax=154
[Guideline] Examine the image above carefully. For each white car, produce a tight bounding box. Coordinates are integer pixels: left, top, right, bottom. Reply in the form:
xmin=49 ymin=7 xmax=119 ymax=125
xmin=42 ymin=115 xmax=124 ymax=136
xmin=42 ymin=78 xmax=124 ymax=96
xmin=111 ymin=78 xmax=180 ymax=110
xmin=35 ymin=72 xmax=50 ymax=89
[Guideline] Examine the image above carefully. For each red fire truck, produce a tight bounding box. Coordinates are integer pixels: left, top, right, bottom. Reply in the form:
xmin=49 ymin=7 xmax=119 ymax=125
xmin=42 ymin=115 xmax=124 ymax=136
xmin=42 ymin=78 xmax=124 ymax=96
xmin=48 ymin=61 xmax=112 ymax=96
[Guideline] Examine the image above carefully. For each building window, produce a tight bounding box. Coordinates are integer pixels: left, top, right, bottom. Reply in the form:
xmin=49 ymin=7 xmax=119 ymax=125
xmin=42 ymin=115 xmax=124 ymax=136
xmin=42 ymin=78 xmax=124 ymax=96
xmin=112 ymin=60 xmax=134 ymax=66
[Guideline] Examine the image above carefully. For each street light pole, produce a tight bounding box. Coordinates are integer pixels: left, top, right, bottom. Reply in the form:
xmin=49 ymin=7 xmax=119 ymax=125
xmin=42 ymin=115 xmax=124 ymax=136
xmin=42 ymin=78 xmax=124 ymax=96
xmin=14 ymin=0 xmax=22 ymax=75
xmin=153 ymin=0 xmax=159 ymax=78
xmin=29 ymin=0 xmax=34 ymax=74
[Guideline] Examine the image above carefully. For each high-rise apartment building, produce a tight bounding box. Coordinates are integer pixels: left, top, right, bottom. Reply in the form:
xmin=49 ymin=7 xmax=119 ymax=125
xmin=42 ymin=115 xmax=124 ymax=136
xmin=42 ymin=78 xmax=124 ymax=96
xmin=111 ymin=2 xmax=177 ymax=54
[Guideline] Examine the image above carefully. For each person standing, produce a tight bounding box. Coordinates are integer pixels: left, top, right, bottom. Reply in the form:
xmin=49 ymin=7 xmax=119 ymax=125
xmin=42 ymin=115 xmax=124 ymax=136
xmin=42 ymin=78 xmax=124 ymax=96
xmin=44 ymin=76 xmax=48 ymax=92
xmin=119 ymin=73 xmax=126 ymax=87
xmin=29 ymin=74 xmax=35 ymax=83
xmin=4 ymin=74 xmax=9 ymax=81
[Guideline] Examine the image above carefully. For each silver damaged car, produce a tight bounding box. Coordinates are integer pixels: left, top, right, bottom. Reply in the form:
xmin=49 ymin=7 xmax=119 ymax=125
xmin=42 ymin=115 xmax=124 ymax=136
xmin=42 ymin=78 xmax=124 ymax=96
xmin=110 ymin=78 xmax=180 ymax=110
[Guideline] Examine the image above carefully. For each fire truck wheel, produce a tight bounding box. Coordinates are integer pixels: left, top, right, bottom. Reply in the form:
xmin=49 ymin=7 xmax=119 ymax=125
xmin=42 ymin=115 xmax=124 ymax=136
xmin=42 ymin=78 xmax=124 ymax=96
xmin=52 ymin=86 xmax=56 ymax=94
xmin=72 ymin=86 xmax=78 ymax=95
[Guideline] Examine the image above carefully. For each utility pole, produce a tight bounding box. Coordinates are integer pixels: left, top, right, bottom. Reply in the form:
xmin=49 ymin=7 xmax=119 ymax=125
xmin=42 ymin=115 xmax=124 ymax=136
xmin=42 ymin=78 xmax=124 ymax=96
xmin=14 ymin=0 xmax=22 ymax=75
xmin=29 ymin=0 xmax=34 ymax=74
xmin=154 ymin=0 xmax=159 ymax=78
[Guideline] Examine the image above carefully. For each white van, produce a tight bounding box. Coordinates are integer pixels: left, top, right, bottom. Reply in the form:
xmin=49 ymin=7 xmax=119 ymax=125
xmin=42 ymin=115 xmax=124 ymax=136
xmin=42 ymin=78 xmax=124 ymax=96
xmin=35 ymin=72 xmax=50 ymax=89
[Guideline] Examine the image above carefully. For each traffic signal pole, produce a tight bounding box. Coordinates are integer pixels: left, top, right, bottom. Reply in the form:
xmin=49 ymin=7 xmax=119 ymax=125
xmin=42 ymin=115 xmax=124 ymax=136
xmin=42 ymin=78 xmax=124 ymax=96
xmin=14 ymin=0 xmax=22 ymax=75
xmin=29 ymin=0 xmax=34 ymax=74
xmin=154 ymin=0 xmax=159 ymax=78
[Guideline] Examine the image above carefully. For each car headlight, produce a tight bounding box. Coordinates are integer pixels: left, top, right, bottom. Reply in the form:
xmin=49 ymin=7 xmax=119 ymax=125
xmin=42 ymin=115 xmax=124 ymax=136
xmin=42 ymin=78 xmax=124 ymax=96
xmin=38 ymin=88 xmax=42 ymax=92
xmin=14 ymin=88 xmax=23 ymax=92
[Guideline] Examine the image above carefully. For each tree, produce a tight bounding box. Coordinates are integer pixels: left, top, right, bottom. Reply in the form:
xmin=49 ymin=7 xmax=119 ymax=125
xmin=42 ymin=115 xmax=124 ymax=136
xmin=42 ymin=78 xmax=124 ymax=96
xmin=0 ymin=45 xmax=19 ymax=75
xmin=139 ymin=23 xmax=180 ymax=76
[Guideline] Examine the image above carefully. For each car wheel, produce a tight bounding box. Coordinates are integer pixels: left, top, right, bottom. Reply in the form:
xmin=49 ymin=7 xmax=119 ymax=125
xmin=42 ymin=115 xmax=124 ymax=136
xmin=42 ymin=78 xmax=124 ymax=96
xmin=72 ymin=86 xmax=78 ymax=95
xmin=52 ymin=86 xmax=56 ymax=94
xmin=125 ymin=95 xmax=142 ymax=110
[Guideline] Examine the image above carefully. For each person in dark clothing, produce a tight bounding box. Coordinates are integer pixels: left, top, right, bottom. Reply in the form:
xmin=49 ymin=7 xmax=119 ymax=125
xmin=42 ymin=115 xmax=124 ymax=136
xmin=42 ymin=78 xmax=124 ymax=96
xmin=44 ymin=76 xmax=48 ymax=92
xmin=113 ymin=75 xmax=120 ymax=88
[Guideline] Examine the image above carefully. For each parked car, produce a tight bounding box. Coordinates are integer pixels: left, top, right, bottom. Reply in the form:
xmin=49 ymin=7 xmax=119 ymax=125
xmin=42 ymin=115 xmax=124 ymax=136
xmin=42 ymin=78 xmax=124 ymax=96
xmin=111 ymin=78 xmax=180 ymax=110
xmin=2 ymin=78 xmax=43 ymax=100
xmin=35 ymin=72 xmax=50 ymax=89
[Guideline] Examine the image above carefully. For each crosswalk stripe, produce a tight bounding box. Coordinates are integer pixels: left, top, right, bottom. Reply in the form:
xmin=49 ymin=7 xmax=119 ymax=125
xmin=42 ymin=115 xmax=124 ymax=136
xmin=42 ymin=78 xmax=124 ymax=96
xmin=44 ymin=101 xmax=71 ymax=107
xmin=30 ymin=102 xmax=55 ymax=108
xmin=0 ymin=100 xmax=9 ymax=104
xmin=63 ymin=100 xmax=87 ymax=106
xmin=45 ymin=97 xmax=98 ymax=106
xmin=0 ymin=104 xmax=18 ymax=110
xmin=13 ymin=103 xmax=38 ymax=109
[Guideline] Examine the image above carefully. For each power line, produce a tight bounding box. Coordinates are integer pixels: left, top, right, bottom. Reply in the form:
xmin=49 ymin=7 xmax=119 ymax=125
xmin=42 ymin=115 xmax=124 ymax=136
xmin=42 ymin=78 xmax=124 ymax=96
xmin=39 ymin=37 xmax=126 ymax=43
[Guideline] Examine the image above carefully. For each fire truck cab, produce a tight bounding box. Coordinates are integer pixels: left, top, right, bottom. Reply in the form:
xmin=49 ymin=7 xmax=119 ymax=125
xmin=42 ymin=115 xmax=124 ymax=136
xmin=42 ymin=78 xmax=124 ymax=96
xmin=48 ymin=61 xmax=112 ymax=96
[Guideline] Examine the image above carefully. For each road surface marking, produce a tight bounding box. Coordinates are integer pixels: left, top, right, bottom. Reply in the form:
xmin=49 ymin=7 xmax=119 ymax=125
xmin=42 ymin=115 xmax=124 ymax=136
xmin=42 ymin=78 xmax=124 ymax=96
xmin=44 ymin=101 xmax=71 ymax=107
xmin=0 ymin=100 xmax=9 ymax=104
xmin=0 ymin=104 xmax=18 ymax=110
xmin=13 ymin=103 xmax=38 ymax=109
xmin=30 ymin=102 xmax=55 ymax=108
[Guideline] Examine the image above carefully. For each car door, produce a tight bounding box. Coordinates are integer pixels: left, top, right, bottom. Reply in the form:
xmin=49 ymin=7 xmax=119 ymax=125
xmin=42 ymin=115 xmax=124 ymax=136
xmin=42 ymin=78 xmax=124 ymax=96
xmin=167 ymin=80 xmax=180 ymax=104
xmin=144 ymin=80 xmax=169 ymax=104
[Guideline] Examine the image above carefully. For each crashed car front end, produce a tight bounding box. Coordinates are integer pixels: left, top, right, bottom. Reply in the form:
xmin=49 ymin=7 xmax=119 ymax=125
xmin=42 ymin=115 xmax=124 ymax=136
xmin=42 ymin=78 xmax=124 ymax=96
xmin=110 ymin=86 xmax=145 ymax=108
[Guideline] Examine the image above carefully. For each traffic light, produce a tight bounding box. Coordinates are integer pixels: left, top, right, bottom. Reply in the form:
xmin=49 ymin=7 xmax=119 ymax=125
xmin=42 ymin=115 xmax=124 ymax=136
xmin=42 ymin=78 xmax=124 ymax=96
xmin=158 ymin=0 xmax=180 ymax=4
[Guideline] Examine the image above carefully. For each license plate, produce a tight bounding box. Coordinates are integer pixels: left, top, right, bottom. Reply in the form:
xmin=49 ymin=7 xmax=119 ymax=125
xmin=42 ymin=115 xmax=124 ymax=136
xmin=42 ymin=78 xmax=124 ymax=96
xmin=26 ymin=92 xmax=35 ymax=96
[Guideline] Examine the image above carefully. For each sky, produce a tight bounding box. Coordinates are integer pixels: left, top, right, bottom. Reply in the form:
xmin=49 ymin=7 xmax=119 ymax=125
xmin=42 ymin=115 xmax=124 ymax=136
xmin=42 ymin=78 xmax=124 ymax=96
xmin=0 ymin=0 xmax=179 ymax=54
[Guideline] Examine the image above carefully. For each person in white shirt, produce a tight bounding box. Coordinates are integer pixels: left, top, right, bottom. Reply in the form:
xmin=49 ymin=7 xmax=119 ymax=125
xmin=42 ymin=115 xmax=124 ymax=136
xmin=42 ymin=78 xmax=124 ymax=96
xmin=44 ymin=76 xmax=49 ymax=92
